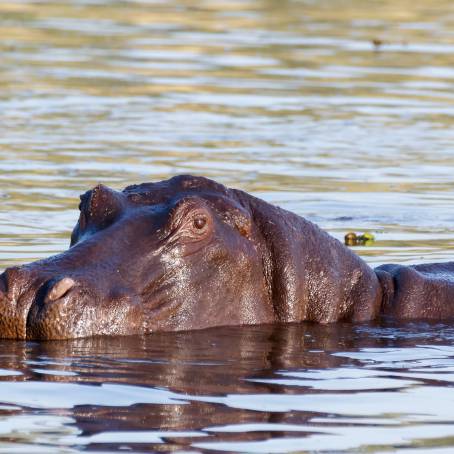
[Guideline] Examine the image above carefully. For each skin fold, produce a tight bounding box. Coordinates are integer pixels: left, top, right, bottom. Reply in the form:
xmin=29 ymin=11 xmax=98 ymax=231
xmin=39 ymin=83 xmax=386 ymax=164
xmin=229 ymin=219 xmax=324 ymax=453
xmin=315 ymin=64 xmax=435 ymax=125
xmin=0 ymin=175 xmax=453 ymax=340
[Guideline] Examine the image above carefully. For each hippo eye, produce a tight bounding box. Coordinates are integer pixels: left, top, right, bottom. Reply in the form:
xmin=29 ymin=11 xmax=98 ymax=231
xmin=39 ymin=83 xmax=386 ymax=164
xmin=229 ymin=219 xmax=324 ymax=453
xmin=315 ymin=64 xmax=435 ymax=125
xmin=193 ymin=216 xmax=207 ymax=230
xmin=170 ymin=200 xmax=212 ymax=241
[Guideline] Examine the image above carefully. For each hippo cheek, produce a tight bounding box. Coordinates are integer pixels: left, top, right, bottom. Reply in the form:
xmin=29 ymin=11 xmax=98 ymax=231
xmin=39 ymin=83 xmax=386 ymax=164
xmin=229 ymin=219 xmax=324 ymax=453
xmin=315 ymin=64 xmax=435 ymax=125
xmin=26 ymin=286 xmax=142 ymax=340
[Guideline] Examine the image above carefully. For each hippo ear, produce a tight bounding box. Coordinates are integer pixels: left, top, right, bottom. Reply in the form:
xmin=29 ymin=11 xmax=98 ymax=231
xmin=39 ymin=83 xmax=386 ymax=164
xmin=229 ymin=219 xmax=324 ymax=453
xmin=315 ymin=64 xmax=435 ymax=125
xmin=85 ymin=184 xmax=124 ymax=227
xmin=72 ymin=185 xmax=124 ymax=245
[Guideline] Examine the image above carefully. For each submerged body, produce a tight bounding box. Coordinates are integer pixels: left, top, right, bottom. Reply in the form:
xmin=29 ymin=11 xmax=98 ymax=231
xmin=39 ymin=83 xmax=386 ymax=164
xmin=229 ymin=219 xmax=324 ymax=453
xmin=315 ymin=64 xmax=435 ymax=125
xmin=0 ymin=175 xmax=453 ymax=339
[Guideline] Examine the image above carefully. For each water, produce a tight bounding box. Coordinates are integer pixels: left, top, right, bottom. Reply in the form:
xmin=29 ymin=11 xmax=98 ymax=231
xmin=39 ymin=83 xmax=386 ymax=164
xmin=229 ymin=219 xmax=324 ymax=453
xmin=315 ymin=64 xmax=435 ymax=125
xmin=0 ymin=323 xmax=453 ymax=453
xmin=0 ymin=0 xmax=454 ymax=451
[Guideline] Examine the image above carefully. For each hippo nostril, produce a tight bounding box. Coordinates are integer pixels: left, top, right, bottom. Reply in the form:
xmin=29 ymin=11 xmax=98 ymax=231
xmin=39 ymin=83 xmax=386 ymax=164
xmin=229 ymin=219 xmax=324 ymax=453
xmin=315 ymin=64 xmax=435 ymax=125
xmin=46 ymin=277 xmax=76 ymax=302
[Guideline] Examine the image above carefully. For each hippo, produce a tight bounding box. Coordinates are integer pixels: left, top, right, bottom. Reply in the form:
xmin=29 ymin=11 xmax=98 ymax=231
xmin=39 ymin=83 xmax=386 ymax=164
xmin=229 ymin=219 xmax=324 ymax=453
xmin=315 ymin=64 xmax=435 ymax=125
xmin=1 ymin=174 xmax=454 ymax=340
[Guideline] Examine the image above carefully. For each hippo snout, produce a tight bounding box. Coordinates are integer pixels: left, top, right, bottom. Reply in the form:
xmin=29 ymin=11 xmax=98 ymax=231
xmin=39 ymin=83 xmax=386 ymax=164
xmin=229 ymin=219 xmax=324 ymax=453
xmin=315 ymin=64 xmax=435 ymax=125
xmin=1 ymin=267 xmax=75 ymax=304
xmin=0 ymin=266 xmax=36 ymax=339
xmin=1 ymin=266 xmax=32 ymax=302
xmin=0 ymin=266 xmax=87 ymax=339
xmin=0 ymin=263 xmax=143 ymax=340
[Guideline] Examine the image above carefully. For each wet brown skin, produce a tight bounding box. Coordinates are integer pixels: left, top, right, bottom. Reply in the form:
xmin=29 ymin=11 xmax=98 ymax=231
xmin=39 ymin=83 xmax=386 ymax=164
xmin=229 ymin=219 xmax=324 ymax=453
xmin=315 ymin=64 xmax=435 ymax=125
xmin=0 ymin=174 xmax=453 ymax=340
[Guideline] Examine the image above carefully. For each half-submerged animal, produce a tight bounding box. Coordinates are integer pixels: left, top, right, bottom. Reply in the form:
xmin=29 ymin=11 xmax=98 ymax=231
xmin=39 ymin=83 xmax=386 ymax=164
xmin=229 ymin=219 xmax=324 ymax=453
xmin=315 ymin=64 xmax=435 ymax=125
xmin=0 ymin=175 xmax=453 ymax=339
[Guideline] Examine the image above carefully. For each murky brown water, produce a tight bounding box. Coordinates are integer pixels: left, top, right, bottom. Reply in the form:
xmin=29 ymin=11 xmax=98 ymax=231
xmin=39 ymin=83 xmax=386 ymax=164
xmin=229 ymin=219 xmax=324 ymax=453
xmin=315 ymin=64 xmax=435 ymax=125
xmin=1 ymin=0 xmax=454 ymax=452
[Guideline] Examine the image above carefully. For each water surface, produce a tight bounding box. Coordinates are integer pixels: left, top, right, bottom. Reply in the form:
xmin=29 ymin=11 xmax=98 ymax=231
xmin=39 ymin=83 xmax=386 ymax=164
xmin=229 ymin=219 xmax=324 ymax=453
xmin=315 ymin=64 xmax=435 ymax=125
xmin=0 ymin=0 xmax=454 ymax=452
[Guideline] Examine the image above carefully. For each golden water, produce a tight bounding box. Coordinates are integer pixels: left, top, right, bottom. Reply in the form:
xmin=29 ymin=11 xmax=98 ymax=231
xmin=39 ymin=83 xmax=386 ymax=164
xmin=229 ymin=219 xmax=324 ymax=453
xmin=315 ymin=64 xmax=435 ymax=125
xmin=0 ymin=0 xmax=454 ymax=452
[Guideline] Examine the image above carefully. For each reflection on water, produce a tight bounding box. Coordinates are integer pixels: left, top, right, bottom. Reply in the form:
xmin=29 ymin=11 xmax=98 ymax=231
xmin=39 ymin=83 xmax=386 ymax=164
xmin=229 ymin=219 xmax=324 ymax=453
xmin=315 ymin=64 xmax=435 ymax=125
xmin=0 ymin=323 xmax=454 ymax=452
xmin=1 ymin=0 xmax=454 ymax=451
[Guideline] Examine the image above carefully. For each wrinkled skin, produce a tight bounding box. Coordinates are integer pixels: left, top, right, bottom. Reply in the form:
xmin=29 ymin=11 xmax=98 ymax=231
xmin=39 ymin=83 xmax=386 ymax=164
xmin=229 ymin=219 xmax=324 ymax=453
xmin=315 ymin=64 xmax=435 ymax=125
xmin=0 ymin=175 xmax=453 ymax=340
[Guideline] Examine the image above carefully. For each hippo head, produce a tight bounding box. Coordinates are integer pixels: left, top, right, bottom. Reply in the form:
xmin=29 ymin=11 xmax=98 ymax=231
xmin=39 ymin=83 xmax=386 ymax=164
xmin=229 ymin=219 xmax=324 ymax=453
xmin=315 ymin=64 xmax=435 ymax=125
xmin=0 ymin=176 xmax=275 ymax=339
